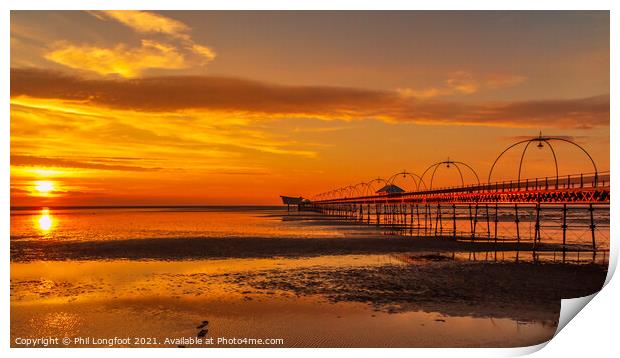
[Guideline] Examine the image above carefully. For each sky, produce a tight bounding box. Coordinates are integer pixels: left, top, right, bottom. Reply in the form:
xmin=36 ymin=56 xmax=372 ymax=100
xmin=10 ymin=11 xmax=610 ymax=206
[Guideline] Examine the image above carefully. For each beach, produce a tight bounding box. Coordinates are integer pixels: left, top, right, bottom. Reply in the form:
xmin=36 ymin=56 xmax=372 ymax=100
xmin=10 ymin=207 xmax=609 ymax=347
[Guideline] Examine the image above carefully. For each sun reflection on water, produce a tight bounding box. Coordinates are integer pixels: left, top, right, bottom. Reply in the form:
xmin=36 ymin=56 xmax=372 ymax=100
xmin=37 ymin=208 xmax=54 ymax=233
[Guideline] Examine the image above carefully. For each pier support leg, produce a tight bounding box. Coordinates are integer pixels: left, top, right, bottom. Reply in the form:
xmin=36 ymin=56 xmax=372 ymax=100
xmin=514 ymin=204 xmax=520 ymax=244
xmin=426 ymin=204 xmax=432 ymax=237
xmin=533 ymin=203 xmax=541 ymax=253
xmin=452 ymin=204 xmax=457 ymax=239
xmin=410 ymin=205 xmax=414 ymax=236
xmin=423 ymin=204 xmax=428 ymax=237
xmin=494 ymin=204 xmax=498 ymax=244
xmin=589 ymin=204 xmax=596 ymax=251
xmin=467 ymin=204 xmax=473 ymax=240
xmin=485 ymin=204 xmax=490 ymax=242
xmin=438 ymin=204 xmax=443 ymax=237
xmin=416 ymin=204 xmax=421 ymax=237
xmin=562 ymin=203 xmax=567 ymax=262
xmin=434 ymin=204 xmax=439 ymax=237
xmin=472 ymin=203 xmax=479 ymax=242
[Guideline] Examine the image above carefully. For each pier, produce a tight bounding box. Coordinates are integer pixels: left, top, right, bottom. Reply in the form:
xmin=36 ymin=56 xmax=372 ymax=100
xmin=297 ymin=134 xmax=610 ymax=256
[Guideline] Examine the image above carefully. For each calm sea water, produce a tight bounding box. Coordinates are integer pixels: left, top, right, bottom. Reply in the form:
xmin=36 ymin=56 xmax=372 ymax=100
xmin=10 ymin=206 xmax=384 ymax=242
xmin=10 ymin=206 xmax=610 ymax=249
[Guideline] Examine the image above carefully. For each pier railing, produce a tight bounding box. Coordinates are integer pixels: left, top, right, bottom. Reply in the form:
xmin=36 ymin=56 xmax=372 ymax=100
xmin=314 ymin=171 xmax=609 ymax=204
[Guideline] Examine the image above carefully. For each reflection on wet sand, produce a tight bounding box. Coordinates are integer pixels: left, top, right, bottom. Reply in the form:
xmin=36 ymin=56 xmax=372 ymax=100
xmin=11 ymin=256 xmax=570 ymax=347
xmin=11 ymin=296 xmax=557 ymax=348
xmin=11 ymin=253 xmax=607 ymax=347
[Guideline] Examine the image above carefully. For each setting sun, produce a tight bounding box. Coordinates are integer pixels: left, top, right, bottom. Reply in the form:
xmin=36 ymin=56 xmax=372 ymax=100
xmin=34 ymin=180 xmax=54 ymax=194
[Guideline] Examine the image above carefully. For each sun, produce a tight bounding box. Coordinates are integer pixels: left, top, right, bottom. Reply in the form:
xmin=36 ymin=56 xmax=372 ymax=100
xmin=34 ymin=180 xmax=55 ymax=194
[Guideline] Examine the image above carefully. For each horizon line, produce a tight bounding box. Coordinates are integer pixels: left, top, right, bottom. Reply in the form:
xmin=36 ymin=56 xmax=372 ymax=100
xmin=10 ymin=205 xmax=288 ymax=210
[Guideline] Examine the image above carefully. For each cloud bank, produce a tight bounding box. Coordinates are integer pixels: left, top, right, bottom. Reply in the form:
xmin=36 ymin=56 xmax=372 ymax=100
xmin=11 ymin=68 xmax=609 ymax=129
xmin=397 ymin=71 xmax=528 ymax=99
xmin=11 ymin=155 xmax=162 ymax=172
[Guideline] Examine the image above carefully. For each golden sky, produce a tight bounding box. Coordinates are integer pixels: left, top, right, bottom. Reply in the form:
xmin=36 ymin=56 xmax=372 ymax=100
xmin=10 ymin=11 xmax=610 ymax=206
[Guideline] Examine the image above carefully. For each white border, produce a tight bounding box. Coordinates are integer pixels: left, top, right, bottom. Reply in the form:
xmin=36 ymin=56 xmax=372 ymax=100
xmin=3 ymin=1 xmax=617 ymax=357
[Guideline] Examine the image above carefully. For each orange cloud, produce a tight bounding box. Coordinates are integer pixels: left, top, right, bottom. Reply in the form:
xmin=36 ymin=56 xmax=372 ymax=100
xmin=11 ymin=68 xmax=609 ymax=129
xmin=95 ymin=11 xmax=216 ymax=62
xmin=10 ymin=93 xmax=319 ymax=162
xmin=396 ymin=87 xmax=442 ymax=99
xmin=485 ymin=73 xmax=528 ymax=89
xmin=11 ymin=155 xmax=162 ymax=172
xmin=45 ymin=40 xmax=188 ymax=78
xmin=444 ymin=71 xmax=479 ymax=94
xmin=44 ymin=11 xmax=216 ymax=77
xmin=398 ymin=71 xmax=526 ymax=99
xmin=192 ymin=44 xmax=217 ymax=62
xmin=99 ymin=10 xmax=190 ymax=38
xmin=397 ymin=71 xmax=478 ymax=99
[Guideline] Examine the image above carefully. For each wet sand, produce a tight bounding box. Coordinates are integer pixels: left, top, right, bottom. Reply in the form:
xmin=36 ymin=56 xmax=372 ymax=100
xmin=223 ymin=259 xmax=606 ymax=321
xmin=10 ymin=253 xmax=607 ymax=347
xmin=10 ymin=295 xmax=557 ymax=348
xmin=10 ymin=236 xmax=588 ymax=262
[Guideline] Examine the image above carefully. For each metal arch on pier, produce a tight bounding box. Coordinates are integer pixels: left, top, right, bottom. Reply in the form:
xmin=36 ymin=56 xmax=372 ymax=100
xmin=337 ymin=187 xmax=350 ymax=199
xmin=352 ymin=182 xmax=369 ymax=197
xmin=387 ymin=171 xmax=427 ymax=191
xmin=517 ymin=139 xmax=558 ymax=183
xmin=312 ymin=178 xmax=390 ymax=200
xmin=365 ymin=177 xmax=388 ymax=196
xmin=421 ymin=160 xmax=480 ymax=190
xmin=488 ymin=132 xmax=599 ymax=184
xmin=342 ymin=185 xmax=355 ymax=198
xmin=347 ymin=184 xmax=365 ymax=198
